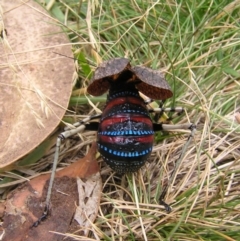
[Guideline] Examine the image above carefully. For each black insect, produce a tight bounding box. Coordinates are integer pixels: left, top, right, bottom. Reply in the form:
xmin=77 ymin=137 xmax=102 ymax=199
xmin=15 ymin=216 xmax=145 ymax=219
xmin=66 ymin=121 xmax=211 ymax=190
xmin=87 ymin=57 xmax=173 ymax=174
xmin=34 ymin=57 xmax=195 ymax=226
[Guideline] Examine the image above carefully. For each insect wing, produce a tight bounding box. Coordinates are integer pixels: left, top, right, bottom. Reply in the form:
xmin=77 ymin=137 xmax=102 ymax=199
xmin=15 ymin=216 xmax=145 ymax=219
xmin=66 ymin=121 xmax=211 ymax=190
xmin=132 ymin=66 xmax=173 ymax=100
xmin=87 ymin=58 xmax=131 ymax=96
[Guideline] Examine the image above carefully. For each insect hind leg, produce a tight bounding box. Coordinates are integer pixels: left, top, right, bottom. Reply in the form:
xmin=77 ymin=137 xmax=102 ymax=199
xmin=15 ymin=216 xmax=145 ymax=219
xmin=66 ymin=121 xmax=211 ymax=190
xmin=32 ymin=114 xmax=100 ymax=227
xmin=153 ymin=122 xmax=196 ymax=212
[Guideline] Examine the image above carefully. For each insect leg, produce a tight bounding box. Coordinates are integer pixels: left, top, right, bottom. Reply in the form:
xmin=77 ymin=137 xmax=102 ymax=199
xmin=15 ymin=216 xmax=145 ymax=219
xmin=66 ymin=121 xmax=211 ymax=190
xmin=149 ymin=106 xmax=184 ymax=115
xmin=64 ymin=114 xmax=101 ymax=130
xmin=144 ymin=98 xmax=154 ymax=105
xmin=153 ymin=123 xmax=196 ymax=212
xmin=32 ymin=114 xmax=101 ymax=227
xmin=146 ymin=99 xmax=184 ymax=123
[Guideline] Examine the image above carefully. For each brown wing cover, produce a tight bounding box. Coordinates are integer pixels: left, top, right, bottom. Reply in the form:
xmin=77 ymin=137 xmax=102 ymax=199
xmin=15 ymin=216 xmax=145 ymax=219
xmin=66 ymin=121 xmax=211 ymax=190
xmin=87 ymin=58 xmax=131 ymax=96
xmin=132 ymin=66 xmax=173 ymax=100
xmin=87 ymin=58 xmax=173 ymax=100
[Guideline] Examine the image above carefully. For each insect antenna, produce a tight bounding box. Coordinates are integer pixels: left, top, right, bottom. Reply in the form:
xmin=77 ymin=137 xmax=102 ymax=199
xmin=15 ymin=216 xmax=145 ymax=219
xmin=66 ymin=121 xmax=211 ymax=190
xmin=52 ymin=51 xmax=97 ymax=67
xmin=130 ymin=18 xmax=161 ymax=62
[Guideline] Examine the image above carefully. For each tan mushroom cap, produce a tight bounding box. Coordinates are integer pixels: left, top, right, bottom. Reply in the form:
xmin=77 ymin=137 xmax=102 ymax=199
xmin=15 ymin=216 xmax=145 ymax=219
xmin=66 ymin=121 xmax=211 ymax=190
xmin=0 ymin=1 xmax=74 ymax=168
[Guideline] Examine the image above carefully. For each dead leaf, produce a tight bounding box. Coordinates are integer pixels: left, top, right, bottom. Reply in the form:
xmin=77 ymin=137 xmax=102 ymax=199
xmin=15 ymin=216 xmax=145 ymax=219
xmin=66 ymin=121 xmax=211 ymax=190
xmin=3 ymin=176 xmax=78 ymax=241
xmin=74 ymin=174 xmax=102 ymax=236
xmin=2 ymin=143 xmax=102 ymax=241
xmin=56 ymin=143 xmax=99 ymax=179
xmin=0 ymin=0 xmax=74 ymax=168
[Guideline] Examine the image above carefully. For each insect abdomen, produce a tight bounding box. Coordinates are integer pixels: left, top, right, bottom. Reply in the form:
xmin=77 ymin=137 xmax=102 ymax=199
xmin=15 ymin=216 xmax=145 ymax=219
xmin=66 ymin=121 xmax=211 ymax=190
xmin=97 ymin=90 xmax=154 ymax=174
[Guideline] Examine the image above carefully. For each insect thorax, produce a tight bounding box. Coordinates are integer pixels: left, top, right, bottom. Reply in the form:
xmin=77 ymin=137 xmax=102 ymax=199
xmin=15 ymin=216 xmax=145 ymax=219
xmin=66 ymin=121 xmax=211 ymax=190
xmin=97 ymin=85 xmax=154 ymax=174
